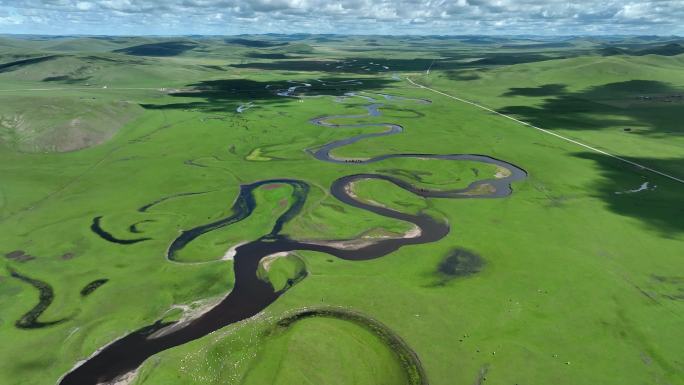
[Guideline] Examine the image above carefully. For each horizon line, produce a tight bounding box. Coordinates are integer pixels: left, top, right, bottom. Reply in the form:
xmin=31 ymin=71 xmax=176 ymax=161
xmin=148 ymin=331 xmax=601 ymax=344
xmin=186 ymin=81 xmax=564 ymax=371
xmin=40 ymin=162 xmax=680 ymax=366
xmin=1 ymin=33 xmax=683 ymax=38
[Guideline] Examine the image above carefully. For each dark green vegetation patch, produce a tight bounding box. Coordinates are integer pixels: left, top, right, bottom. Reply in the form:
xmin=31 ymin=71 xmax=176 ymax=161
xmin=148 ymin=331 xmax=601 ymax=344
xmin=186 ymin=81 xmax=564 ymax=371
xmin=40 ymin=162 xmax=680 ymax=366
xmin=8 ymin=269 xmax=67 ymax=329
xmin=5 ymin=250 xmax=36 ymax=263
xmin=437 ymin=248 xmax=484 ymax=280
xmin=79 ymin=279 xmax=109 ymax=297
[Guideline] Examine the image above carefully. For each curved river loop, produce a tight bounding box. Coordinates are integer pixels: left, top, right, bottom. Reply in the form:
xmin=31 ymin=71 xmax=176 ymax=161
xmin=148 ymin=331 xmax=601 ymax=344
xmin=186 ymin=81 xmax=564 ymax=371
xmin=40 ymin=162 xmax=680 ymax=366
xmin=59 ymin=79 xmax=527 ymax=385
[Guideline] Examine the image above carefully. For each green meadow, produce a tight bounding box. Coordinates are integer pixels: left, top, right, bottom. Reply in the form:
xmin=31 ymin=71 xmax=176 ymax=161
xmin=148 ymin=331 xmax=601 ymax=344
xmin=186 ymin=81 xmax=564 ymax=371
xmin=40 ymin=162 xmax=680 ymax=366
xmin=0 ymin=35 xmax=682 ymax=385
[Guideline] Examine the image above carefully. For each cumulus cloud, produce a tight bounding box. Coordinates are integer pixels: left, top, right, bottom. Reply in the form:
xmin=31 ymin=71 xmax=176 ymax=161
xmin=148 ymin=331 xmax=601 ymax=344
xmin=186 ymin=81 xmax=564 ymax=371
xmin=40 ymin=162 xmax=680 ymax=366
xmin=0 ymin=0 xmax=682 ymax=35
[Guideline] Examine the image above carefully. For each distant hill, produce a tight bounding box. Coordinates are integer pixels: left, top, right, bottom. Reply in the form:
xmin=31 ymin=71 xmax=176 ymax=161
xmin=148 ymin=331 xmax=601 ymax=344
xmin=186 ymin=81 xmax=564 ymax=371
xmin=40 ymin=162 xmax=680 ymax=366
xmin=599 ymin=46 xmax=628 ymax=56
xmin=459 ymin=36 xmax=512 ymax=45
xmin=114 ymin=41 xmax=199 ymax=56
xmin=246 ymin=52 xmax=293 ymax=59
xmin=313 ymin=37 xmax=342 ymax=43
xmin=500 ymin=42 xmax=574 ymax=49
xmin=636 ymin=43 xmax=684 ymax=56
xmin=472 ymin=53 xmax=560 ymax=65
xmin=278 ymin=43 xmax=314 ymax=54
xmin=601 ymin=43 xmax=684 ymax=57
xmin=0 ymin=55 xmax=61 ymax=73
xmin=225 ymin=38 xmax=288 ymax=48
xmin=39 ymin=37 xmax=132 ymax=52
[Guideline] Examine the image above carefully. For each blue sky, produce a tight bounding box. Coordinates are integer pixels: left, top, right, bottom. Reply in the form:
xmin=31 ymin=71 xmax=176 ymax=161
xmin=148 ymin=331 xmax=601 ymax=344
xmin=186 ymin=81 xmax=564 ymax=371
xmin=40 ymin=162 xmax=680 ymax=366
xmin=0 ymin=0 xmax=682 ymax=36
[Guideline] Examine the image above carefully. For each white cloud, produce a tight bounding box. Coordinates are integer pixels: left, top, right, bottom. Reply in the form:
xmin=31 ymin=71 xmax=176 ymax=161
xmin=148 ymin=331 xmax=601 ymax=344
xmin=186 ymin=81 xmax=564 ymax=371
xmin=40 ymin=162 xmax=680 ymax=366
xmin=76 ymin=2 xmax=94 ymax=11
xmin=0 ymin=0 xmax=682 ymax=35
xmin=0 ymin=14 xmax=24 ymax=25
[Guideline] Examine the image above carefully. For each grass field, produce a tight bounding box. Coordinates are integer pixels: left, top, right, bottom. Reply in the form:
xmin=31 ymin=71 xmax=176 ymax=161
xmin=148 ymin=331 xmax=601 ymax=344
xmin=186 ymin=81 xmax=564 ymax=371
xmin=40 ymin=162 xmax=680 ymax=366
xmin=0 ymin=34 xmax=682 ymax=385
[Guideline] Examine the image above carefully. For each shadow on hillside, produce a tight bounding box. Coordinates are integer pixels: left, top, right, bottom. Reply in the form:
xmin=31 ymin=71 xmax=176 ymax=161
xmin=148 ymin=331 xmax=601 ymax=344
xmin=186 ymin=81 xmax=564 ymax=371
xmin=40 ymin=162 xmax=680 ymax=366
xmin=503 ymin=84 xmax=567 ymax=97
xmin=500 ymin=42 xmax=574 ymax=49
xmin=600 ymin=43 xmax=684 ymax=57
xmin=230 ymin=53 xmax=563 ymax=74
xmin=575 ymin=152 xmax=684 ymax=234
xmin=114 ymin=41 xmax=199 ymax=57
xmin=442 ymin=69 xmax=485 ymax=81
xmin=141 ymin=77 xmax=396 ymax=112
xmin=245 ymin=52 xmax=294 ymax=59
xmin=231 ymin=58 xmax=440 ymax=73
xmin=42 ymin=75 xmax=91 ymax=84
xmin=226 ymin=38 xmax=288 ymax=48
xmin=499 ymin=80 xmax=684 ymax=136
xmin=471 ymin=53 xmax=564 ymax=65
xmin=0 ymin=55 xmax=60 ymax=73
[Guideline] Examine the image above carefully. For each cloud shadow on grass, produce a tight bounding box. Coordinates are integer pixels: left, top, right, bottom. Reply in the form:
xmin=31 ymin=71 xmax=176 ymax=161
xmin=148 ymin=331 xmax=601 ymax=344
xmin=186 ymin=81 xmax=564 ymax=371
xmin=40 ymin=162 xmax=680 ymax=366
xmin=231 ymin=58 xmax=439 ymax=73
xmin=499 ymin=80 xmax=684 ymax=136
xmin=140 ymin=77 xmax=397 ymax=113
xmin=114 ymin=41 xmax=199 ymax=57
xmin=503 ymin=84 xmax=568 ymax=97
xmin=230 ymin=53 xmax=563 ymax=74
xmin=575 ymin=152 xmax=684 ymax=235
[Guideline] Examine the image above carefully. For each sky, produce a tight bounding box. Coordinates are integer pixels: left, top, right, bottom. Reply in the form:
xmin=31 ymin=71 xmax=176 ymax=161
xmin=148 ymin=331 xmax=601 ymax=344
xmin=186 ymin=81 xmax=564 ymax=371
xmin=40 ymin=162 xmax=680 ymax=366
xmin=0 ymin=0 xmax=682 ymax=36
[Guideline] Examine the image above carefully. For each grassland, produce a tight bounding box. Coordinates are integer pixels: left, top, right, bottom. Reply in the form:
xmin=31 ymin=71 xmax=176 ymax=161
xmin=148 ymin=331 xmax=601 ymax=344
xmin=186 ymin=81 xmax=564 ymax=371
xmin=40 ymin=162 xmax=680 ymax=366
xmin=0 ymin=94 xmax=143 ymax=152
xmin=0 ymin=34 xmax=683 ymax=385
xmin=239 ymin=316 xmax=409 ymax=385
xmin=424 ymin=54 xmax=684 ymax=178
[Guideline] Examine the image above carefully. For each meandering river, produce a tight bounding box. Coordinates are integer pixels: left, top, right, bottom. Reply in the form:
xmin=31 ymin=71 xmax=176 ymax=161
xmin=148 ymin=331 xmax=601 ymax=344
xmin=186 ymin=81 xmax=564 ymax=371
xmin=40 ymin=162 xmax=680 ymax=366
xmin=59 ymin=81 xmax=526 ymax=385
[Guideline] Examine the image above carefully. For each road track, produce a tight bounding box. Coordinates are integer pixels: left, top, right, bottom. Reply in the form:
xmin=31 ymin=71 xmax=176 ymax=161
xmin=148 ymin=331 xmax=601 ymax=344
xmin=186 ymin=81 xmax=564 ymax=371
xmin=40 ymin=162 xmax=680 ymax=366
xmin=406 ymin=77 xmax=684 ymax=185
